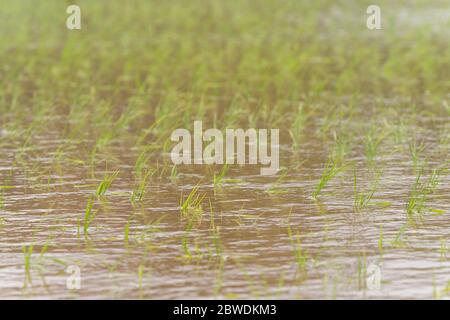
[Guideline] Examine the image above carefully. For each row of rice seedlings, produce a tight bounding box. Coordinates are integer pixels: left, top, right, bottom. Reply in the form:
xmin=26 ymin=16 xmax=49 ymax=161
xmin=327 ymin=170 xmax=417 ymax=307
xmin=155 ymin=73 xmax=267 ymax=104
xmin=170 ymin=165 xmax=178 ymax=180
xmin=4 ymin=1 xmax=446 ymax=121
xmin=0 ymin=5 xmax=444 ymax=150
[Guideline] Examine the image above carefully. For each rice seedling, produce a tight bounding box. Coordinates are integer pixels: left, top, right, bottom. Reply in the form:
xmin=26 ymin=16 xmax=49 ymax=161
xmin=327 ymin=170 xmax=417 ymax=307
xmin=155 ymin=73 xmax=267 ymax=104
xmin=213 ymin=164 xmax=229 ymax=193
xmin=409 ymin=138 xmax=426 ymax=173
xmin=83 ymin=196 xmax=95 ymax=235
xmin=1 ymin=0 xmax=449 ymax=300
xmin=211 ymin=225 xmax=222 ymax=258
xmin=266 ymin=168 xmax=289 ymax=194
xmin=353 ymin=168 xmax=381 ymax=212
xmin=390 ymin=225 xmax=408 ymax=248
xmin=287 ymin=219 xmax=308 ymax=273
xmin=357 ymin=253 xmax=367 ymax=290
xmin=331 ymin=131 xmax=351 ymax=164
xmin=23 ymin=245 xmax=33 ymax=287
xmin=181 ymin=234 xmax=192 ymax=260
xmin=289 ymin=103 xmax=308 ymax=150
xmin=364 ymin=128 xmax=385 ymax=166
xmin=439 ymin=239 xmax=447 ymax=261
xmin=406 ymin=167 xmax=443 ymax=223
xmin=131 ymin=169 xmax=153 ymax=203
xmin=378 ymin=225 xmax=384 ymax=255
xmin=124 ymin=220 xmax=130 ymax=246
xmin=96 ymin=170 xmax=119 ymax=197
xmin=170 ymin=165 xmax=178 ymax=181
xmin=312 ymin=157 xmax=347 ymax=199
xmin=180 ymin=185 xmax=205 ymax=219
xmin=0 ymin=190 xmax=4 ymax=209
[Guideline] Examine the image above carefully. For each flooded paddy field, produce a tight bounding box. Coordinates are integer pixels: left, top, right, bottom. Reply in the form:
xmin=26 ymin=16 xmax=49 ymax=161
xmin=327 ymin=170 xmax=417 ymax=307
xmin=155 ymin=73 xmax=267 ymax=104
xmin=0 ymin=0 xmax=449 ymax=299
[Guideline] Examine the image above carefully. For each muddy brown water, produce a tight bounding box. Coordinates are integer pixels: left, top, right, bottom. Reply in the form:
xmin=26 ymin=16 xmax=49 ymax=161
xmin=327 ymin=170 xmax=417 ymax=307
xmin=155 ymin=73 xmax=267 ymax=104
xmin=0 ymin=112 xmax=448 ymax=299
